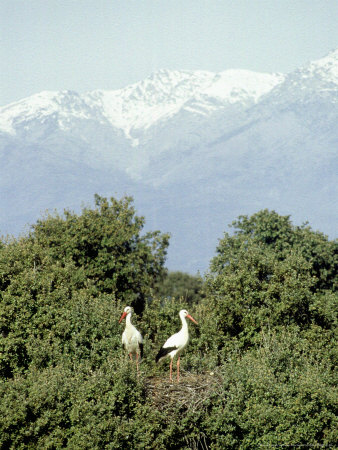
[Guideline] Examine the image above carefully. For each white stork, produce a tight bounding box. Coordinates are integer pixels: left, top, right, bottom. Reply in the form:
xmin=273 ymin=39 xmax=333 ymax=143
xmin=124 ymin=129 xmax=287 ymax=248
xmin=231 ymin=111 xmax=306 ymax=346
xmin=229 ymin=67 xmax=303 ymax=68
xmin=155 ymin=309 xmax=198 ymax=382
xmin=119 ymin=306 xmax=143 ymax=372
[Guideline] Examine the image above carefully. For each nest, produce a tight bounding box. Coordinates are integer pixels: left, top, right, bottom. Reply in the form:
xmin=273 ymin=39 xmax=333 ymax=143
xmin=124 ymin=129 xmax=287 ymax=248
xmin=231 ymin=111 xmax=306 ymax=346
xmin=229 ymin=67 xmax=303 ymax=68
xmin=144 ymin=371 xmax=221 ymax=413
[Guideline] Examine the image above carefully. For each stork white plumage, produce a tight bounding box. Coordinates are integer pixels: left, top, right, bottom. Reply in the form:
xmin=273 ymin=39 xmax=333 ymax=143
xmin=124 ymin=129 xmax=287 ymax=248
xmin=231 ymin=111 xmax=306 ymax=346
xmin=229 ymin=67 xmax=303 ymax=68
xmin=155 ymin=309 xmax=198 ymax=382
xmin=119 ymin=306 xmax=143 ymax=372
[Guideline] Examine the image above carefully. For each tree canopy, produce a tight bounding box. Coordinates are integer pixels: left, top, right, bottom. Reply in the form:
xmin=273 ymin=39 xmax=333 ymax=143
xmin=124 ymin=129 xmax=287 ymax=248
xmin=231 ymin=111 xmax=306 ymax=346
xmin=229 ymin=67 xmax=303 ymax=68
xmin=0 ymin=204 xmax=336 ymax=448
xmin=205 ymin=209 xmax=337 ymax=345
xmin=154 ymin=271 xmax=204 ymax=305
xmin=0 ymin=195 xmax=169 ymax=379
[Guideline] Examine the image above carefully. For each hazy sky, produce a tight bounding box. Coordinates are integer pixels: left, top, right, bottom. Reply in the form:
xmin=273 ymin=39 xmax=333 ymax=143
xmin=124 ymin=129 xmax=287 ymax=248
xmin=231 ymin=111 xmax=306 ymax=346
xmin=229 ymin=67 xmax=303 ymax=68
xmin=1 ymin=0 xmax=337 ymax=105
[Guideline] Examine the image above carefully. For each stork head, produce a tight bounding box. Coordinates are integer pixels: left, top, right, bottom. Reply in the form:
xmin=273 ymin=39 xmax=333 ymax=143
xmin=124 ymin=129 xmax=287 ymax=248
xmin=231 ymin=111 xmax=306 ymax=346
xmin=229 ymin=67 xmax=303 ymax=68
xmin=119 ymin=306 xmax=133 ymax=323
xmin=180 ymin=309 xmax=198 ymax=325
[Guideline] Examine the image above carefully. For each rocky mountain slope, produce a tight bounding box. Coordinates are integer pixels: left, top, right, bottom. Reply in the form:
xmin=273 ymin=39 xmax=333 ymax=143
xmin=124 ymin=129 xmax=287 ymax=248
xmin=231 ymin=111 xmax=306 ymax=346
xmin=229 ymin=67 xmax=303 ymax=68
xmin=0 ymin=49 xmax=337 ymax=272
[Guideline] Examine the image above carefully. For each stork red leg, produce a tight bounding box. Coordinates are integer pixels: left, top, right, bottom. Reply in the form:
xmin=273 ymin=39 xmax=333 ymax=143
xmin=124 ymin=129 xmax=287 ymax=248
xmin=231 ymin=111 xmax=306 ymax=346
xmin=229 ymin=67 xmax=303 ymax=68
xmin=136 ymin=353 xmax=140 ymax=374
xmin=129 ymin=353 xmax=133 ymax=361
xmin=177 ymin=355 xmax=181 ymax=382
xmin=169 ymin=359 xmax=173 ymax=382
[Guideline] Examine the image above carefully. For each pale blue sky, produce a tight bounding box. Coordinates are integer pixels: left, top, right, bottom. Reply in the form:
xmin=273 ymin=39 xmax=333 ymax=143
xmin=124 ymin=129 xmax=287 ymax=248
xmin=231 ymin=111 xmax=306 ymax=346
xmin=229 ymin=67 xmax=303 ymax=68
xmin=1 ymin=0 xmax=337 ymax=105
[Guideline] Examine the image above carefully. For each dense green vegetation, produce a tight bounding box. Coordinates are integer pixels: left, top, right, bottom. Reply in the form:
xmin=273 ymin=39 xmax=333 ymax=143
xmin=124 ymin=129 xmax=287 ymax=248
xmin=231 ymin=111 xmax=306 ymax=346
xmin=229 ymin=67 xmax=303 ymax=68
xmin=154 ymin=271 xmax=205 ymax=305
xmin=0 ymin=198 xmax=337 ymax=449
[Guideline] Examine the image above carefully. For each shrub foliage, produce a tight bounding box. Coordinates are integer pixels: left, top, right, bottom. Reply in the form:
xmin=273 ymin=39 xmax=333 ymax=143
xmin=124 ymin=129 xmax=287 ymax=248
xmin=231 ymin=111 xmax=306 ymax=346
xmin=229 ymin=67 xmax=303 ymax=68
xmin=0 ymin=203 xmax=336 ymax=449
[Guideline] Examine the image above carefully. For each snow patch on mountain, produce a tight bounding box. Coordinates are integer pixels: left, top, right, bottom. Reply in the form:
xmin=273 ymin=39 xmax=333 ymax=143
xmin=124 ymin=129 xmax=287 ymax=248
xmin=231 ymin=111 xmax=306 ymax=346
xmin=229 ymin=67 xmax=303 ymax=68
xmin=306 ymin=48 xmax=338 ymax=82
xmin=1 ymin=68 xmax=283 ymax=144
xmin=0 ymin=90 xmax=109 ymax=137
xmin=0 ymin=49 xmax=337 ymax=272
xmin=202 ymin=70 xmax=283 ymax=102
xmin=84 ymin=69 xmax=283 ymax=139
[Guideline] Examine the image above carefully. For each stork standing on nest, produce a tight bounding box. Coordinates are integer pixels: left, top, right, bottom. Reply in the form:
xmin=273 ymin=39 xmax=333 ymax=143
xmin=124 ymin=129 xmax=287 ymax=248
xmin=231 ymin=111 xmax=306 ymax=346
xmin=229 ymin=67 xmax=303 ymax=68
xmin=155 ymin=309 xmax=198 ymax=382
xmin=119 ymin=306 xmax=143 ymax=372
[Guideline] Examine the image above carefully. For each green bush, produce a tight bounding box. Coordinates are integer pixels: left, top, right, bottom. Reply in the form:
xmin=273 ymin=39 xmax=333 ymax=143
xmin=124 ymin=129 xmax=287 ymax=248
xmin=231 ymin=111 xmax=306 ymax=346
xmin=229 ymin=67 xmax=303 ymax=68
xmin=154 ymin=271 xmax=205 ymax=305
xmin=203 ymin=210 xmax=337 ymax=351
xmin=1 ymin=206 xmax=336 ymax=448
xmin=0 ymin=195 xmax=169 ymax=379
xmin=202 ymin=329 xmax=337 ymax=448
xmin=0 ymin=358 xmax=147 ymax=449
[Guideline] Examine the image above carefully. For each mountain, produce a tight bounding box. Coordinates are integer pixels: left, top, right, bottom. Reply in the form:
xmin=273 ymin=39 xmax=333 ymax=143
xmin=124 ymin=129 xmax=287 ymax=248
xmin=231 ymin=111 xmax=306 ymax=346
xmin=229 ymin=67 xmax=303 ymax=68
xmin=0 ymin=50 xmax=337 ymax=273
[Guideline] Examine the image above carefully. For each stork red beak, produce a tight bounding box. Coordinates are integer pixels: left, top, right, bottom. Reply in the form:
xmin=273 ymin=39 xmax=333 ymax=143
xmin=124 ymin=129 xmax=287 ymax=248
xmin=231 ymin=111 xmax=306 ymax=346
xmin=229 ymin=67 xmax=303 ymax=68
xmin=119 ymin=311 xmax=127 ymax=323
xmin=187 ymin=314 xmax=198 ymax=325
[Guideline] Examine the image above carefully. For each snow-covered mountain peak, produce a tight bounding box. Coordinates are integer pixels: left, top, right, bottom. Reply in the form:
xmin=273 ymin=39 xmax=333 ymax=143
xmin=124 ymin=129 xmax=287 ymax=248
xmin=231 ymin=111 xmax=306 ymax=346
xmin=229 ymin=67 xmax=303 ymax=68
xmin=1 ymin=49 xmax=336 ymax=141
xmin=202 ymin=69 xmax=283 ymax=103
xmin=305 ymin=48 xmax=338 ymax=82
xmin=1 ymin=90 xmax=83 ymax=116
xmin=286 ymin=48 xmax=338 ymax=88
xmin=0 ymin=67 xmax=284 ymax=139
xmin=83 ymin=68 xmax=283 ymax=136
xmin=83 ymin=70 xmax=211 ymax=134
xmin=140 ymin=68 xmax=213 ymax=97
xmin=88 ymin=69 xmax=212 ymax=107
xmin=0 ymin=91 xmax=58 ymax=134
xmin=0 ymin=90 xmax=100 ymax=135
xmin=0 ymin=49 xmax=337 ymax=272
xmin=257 ymin=48 xmax=338 ymax=111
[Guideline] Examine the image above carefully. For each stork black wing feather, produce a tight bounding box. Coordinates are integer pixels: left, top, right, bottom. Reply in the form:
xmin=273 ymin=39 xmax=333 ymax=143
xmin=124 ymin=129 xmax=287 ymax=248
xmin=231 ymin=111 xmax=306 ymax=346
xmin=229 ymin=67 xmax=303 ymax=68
xmin=139 ymin=342 xmax=143 ymax=359
xmin=155 ymin=346 xmax=178 ymax=362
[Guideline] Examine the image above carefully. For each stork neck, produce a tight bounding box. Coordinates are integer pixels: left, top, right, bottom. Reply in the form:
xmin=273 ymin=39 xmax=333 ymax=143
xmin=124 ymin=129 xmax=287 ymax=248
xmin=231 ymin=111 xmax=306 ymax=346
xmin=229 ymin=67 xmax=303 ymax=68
xmin=126 ymin=313 xmax=132 ymax=327
xmin=180 ymin=315 xmax=188 ymax=332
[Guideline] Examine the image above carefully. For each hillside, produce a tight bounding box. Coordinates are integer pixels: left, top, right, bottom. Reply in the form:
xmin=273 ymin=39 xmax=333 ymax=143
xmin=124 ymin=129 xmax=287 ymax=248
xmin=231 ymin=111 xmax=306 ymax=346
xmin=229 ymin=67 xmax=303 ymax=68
xmin=0 ymin=49 xmax=337 ymax=272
